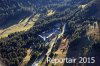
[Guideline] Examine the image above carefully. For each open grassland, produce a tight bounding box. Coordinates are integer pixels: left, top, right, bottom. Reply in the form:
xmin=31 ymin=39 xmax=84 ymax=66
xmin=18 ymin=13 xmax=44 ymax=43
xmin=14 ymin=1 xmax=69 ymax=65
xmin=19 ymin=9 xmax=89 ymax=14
xmin=47 ymin=10 xmax=55 ymax=16
xmin=48 ymin=38 xmax=69 ymax=66
xmin=38 ymin=38 xmax=69 ymax=66
xmin=0 ymin=14 xmax=40 ymax=39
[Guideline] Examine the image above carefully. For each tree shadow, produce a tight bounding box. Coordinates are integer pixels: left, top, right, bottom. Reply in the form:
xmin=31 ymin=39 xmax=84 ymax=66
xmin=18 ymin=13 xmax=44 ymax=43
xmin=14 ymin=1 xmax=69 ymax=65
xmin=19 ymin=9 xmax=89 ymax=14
xmin=0 ymin=11 xmax=32 ymax=29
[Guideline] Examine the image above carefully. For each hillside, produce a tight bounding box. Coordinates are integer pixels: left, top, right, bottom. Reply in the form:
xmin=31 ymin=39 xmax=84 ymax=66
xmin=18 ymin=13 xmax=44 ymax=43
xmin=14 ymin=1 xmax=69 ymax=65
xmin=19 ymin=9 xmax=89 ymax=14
xmin=0 ymin=14 xmax=40 ymax=38
xmin=0 ymin=0 xmax=100 ymax=66
xmin=93 ymin=0 xmax=100 ymax=18
xmin=0 ymin=0 xmax=67 ymax=38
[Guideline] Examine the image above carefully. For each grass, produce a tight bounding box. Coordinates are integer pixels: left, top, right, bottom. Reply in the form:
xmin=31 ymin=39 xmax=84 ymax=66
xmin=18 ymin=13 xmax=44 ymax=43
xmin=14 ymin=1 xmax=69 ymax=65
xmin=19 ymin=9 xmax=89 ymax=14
xmin=20 ymin=49 xmax=32 ymax=66
xmin=47 ymin=10 xmax=55 ymax=16
xmin=87 ymin=22 xmax=100 ymax=41
xmin=79 ymin=4 xmax=87 ymax=9
xmin=0 ymin=14 xmax=40 ymax=39
xmin=50 ymin=38 xmax=69 ymax=66
xmin=38 ymin=38 xmax=69 ymax=66
xmin=19 ymin=17 xmax=30 ymax=23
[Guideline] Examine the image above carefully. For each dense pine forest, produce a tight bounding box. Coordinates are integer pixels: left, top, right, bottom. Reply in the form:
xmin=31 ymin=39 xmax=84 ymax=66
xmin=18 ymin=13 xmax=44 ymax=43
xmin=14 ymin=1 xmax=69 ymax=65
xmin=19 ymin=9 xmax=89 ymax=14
xmin=0 ymin=0 xmax=100 ymax=66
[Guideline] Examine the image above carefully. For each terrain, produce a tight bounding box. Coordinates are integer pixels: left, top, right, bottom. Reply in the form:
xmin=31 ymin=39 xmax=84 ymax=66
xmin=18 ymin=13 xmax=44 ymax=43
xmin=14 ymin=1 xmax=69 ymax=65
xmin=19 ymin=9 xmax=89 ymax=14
xmin=0 ymin=0 xmax=100 ymax=66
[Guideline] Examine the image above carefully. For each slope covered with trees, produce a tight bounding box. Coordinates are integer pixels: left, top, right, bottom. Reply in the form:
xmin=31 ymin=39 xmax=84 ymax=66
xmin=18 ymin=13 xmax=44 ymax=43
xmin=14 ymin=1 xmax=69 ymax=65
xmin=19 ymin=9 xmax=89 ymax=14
xmin=0 ymin=0 xmax=100 ymax=66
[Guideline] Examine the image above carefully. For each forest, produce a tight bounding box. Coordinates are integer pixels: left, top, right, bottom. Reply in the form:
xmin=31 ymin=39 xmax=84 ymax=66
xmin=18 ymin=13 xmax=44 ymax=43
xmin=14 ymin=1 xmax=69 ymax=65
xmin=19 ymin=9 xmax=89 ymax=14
xmin=0 ymin=0 xmax=100 ymax=66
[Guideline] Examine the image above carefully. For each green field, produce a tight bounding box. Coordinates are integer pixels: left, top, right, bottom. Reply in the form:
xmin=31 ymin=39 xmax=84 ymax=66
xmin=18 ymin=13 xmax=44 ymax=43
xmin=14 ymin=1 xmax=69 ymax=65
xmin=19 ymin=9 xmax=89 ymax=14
xmin=0 ymin=14 xmax=40 ymax=39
